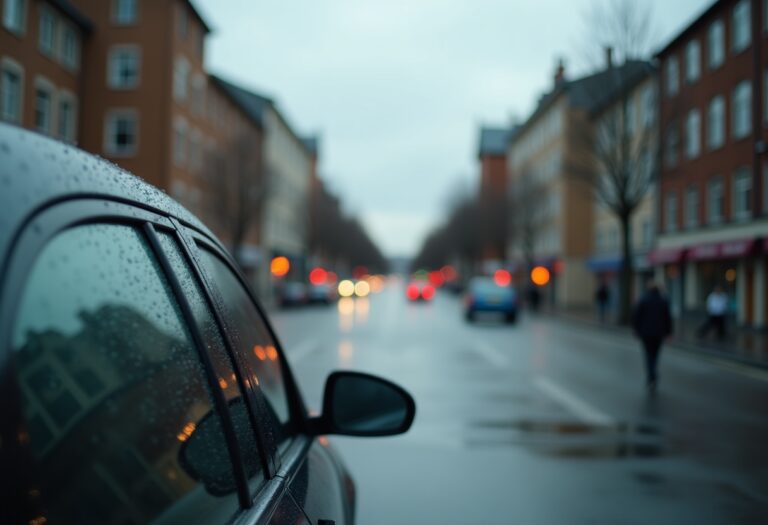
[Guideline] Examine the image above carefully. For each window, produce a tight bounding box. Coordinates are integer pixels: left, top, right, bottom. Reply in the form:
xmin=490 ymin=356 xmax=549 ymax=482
xmin=112 ymin=0 xmax=137 ymax=25
xmin=57 ymin=92 xmax=76 ymax=142
xmin=60 ymin=24 xmax=79 ymax=69
xmin=192 ymin=73 xmax=205 ymax=115
xmin=708 ymin=177 xmax=724 ymax=224
xmin=685 ymin=186 xmax=699 ymax=228
xmin=198 ymin=248 xmax=294 ymax=449
xmin=174 ymin=117 xmax=187 ymax=167
xmin=34 ymin=83 xmax=53 ymax=135
xmin=38 ymin=7 xmax=56 ymax=55
xmin=641 ymin=85 xmax=655 ymax=128
xmin=665 ymin=123 xmax=679 ymax=167
xmin=685 ymin=109 xmax=701 ymax=159
xmin=641 ymin=219 xmax=653 ymax=247
xmin=108 ymin=46 xmax=140 ymax=89
xmin=685 ymin=40 xmax=700 ymax=83
xmin=12 ymin=224 xmax=243 ymax=523
xmin=665 ymin=56 xmax=679 ymax=97
xmin=173 ymin=56 xmax=189 ymax=101
xmin=732 ymin=168 xmax=752 ymax=220
xmin=1 ymin=60 xmax=23 ymax=123
xmin=732 ymin=0 xmax=751 ymax=53
xmin=707 ymin=95 xmax=725 ymax=150
xmin=3 ymin=0 xmax=25 ymax=34
xmin=189 ymin=128 xmax=202 ymax=170
xmin=665 ymin=192 xmax=678 ymax=232
xmin=178 ymin=5 xmax=188 ymax=38
xmin=708 ymin=19 xmax=724 ymax=69
xmin=732 ymin=80 xmax=751 ymax=140
xmin=104 ymin=110 xmax=138 ymax=156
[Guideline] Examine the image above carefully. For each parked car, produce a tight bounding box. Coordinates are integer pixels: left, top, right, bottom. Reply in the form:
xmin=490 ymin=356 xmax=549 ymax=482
xmin=308 ymin=282 xmax=337 ymax=304
xmin=464 ymin=276 xmax=518 ymax=323
xmin=406 ymin=278 xmax=436 ymax=302
xmin=0 ymin=124 xmax=416 ymax=525
xmin=278 ymin=281 xmax=309 ymax=307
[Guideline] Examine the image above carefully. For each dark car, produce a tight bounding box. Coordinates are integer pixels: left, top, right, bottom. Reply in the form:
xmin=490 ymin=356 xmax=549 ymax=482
xmin=405 ymin=279 xmax=435 ymax=302
xmin=278 ymin=281 xmax=309 ymax=307
xmin=464 ymin=276 xmax=519 ymax=323
xmin=0 ymin=124 xmax=415 ymax=525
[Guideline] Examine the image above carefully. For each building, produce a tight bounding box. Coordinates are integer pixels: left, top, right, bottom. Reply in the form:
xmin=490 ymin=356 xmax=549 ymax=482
xmin=1 ymin=0 xmax=91 ymax=143
xmin=654 ymin=0 xmax=767 ymax=328
xmin=507 ymin=59 xmax=651 ymax=308
xmin=477 ymin=126 xmax=512 ymax=263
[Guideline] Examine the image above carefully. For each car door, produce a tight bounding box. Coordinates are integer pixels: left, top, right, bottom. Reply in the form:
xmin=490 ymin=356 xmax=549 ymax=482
xmin=179 ymin=227 xmax=351 ymax=525
xmin=0 ymin=199 xmax=307 ymax=524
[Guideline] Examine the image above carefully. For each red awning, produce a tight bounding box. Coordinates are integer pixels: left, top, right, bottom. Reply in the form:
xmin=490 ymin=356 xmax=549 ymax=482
xmin=689 ymin=239 xmax=756 ymax=261
xmin=649 ymin=247 xmax=686 ymax=264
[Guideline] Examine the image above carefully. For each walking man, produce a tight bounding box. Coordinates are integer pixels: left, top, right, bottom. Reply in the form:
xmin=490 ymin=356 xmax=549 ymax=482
xmin=697 ymin=285 xmax=728 ymax=341
xmin=595 ymin=281 xmax=610 ymax=324
xmin=632 ymin=281 xmax=673 ymax=392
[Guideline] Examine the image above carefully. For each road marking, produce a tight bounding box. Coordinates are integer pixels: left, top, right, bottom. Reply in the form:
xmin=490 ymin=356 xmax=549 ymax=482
xmin=534 ymin=376 xmax=614 ymax=426
xmin=472 ymin=340 xmax=509 ymax=367
xmin=288 ymin=339 xmax=319 ymax=363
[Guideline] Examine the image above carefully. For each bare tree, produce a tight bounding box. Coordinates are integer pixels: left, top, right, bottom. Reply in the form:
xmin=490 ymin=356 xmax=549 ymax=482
xmin=509 ymin=167 xmax=551 ymax=281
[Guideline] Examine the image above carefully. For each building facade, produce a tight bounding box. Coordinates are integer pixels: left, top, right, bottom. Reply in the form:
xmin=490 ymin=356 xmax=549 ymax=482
xmin=477 ymin=126 xmax=512 ymax=263
xmin=655 ymin=0 xmax=767 ymax=328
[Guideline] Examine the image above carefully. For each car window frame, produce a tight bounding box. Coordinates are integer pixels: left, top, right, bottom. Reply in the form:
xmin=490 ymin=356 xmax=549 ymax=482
xmin=0 ymin=197 xmax=289 ymax=520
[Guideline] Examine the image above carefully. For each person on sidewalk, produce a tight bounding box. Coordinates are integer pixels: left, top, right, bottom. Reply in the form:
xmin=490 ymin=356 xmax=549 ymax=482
xmin=697 ymin=285 xmax=729 ymax=341
xmin=595 ymin=281 xmax=610 ymax=324
xmin=632 ymin=280 xmax=673 ymax=393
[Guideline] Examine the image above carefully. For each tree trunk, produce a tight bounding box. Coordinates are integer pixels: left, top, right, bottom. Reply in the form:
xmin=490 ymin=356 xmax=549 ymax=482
xmin=618 ymin=213 xmax=633 ymax=325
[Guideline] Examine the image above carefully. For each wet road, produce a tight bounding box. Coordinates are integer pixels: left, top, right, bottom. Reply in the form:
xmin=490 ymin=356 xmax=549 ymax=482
xmin=271 ymin=280 xmax=768 ymax=525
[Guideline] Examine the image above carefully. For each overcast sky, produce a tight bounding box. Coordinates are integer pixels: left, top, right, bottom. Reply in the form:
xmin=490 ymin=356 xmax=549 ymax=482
xmin=195 ymin=0 xmax=711 ymax=258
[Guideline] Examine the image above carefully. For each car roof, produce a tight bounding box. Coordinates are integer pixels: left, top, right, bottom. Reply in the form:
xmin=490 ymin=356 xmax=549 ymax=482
xmin=0 ymin=123 xmax=213 ymax=266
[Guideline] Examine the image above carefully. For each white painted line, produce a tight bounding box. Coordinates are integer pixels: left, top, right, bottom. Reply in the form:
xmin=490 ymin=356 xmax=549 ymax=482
xmin=534 ymin=376 xmax=614 ymax=426
xmin=288 ymin=339 xmax=319 ymax=363
xmin=472 ymin=340 xmax=509 ymax=368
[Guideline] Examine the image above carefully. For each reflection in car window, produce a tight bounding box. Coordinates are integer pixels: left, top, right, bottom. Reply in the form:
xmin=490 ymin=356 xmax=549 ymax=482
xmin=12 ymin=224 xmax=239 ymax=524
xmin=197 ymin=248 xmax=293 ymax=449
xmin=156 ymin=232 xmax=265 ymax=493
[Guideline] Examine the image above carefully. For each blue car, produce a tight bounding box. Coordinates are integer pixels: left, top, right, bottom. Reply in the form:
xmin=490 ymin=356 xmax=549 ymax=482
xmin=464 ymin=277 xmax=518 ymax=323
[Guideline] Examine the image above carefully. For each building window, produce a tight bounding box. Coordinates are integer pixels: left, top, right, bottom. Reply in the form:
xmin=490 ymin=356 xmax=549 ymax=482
xmin=707 ymin=95 xmax=725 ymax=150
xmin=665 ymin=123 xmax=679 ymax=167
xmin=732 ymin=168 xmax=752 ymax=221
xmin=708 ymin=19 xmax=724 ymax=69
xmin=189 ymin=128 xmax=202 ymax=171
xmin=707 ymin=177 xmax=724 ymax=224
xmin=104 ymin=110 xmax=138 ymax=156
xmin=685 ymin=109 xmax=701 ymax=159
xmin=174 ymin=117 xmax=187 ymax=167
xmin=34 ymin=83 xmax=53 ymax=135
xmin=665 ymin=192 xmax=678 ymax=233
xmin=60 ymin=24 xmax=79 ymax=70
xmin=0 ymin=61 xmax=23 ymax=123
xmin=665 ymin=56 xmax=679 ymax=97
xmin=641 ymin=85 xmax=655 ymax=128
xmin=112 ymin=0 xmax=137 ymax=25
xmin=685 ymin=186 xmax=699 ymax=229
xmin=38 ymin=7 xmax=56 ymax=56
xmin=732 ymin=80 xmax=752 ymax=140
xmin=108 ymin=46 xmax=140 ymax=89
xmin=641 ymin=219 xmax=653 ymax=247
xmin=177 ymin=5 xmax=188 ymax=38
xmin=732 ymin=0 xmax=751 ymax=54
xmin=191 ymin=73 xmax=205 ymax=115
xmin=3 ymin=0 xmax=26 ymax=34
xmin=57 ymin=92 xmax=76 ymax=143
xmin=173 ymin=56 xmax=189 ymax=101
xmin=685 ymin=40 xmax=700 ymax=83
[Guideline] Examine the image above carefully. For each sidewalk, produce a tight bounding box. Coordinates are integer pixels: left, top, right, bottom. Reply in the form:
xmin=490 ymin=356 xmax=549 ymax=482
xmin=547 ymin=306 xmax=768 ymax=370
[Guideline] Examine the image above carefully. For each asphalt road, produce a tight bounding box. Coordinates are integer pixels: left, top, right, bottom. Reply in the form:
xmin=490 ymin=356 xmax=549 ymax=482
xmin=270 ymin=279 xmax=768 ymax=525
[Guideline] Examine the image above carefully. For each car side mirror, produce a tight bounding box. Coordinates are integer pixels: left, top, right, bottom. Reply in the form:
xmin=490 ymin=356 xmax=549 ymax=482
xmin=311 ymin=371 xmax=416 ymax=437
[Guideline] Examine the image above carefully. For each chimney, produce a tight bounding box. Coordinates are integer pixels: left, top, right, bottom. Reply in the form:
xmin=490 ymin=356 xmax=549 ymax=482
xmin=605 ymin=46 xmax=614 ymax=69
xmin=554 ymin=58 xmax=566 ymax=87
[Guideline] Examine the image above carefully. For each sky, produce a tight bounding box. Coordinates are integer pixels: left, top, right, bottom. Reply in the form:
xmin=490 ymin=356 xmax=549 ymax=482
xmin=195 ymin=0 xmax=712 ymax=258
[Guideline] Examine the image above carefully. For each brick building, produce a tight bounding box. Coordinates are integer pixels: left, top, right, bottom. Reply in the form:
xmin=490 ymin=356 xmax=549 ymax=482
xmin=654 ymin=0 xmax=767 ymax=328
xmin=477 ymin=126 xmax=512 ymax=263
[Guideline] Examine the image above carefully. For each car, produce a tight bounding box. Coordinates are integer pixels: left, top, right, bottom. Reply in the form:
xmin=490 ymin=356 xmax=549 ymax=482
xmin=278 ymin=281 xmax=309 ymax=307
xmin=464 ymin=276 xmax=519 ymax=323
xmin=307 ymin=282 xmax=337 ymax=304
xmin=0 ymin=124 xmax=416 ymax=525
xmin=405 ymin=279 xmax=436 ymax=302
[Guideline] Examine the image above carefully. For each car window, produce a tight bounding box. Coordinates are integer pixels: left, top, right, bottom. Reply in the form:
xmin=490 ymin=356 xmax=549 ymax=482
xmin=155 ymin=232 xmax=266 ymax=496
xmin=11 ymin=224 xmax=240 ymax=524
xmin=196 ymin=247 xmax=294 ymax=451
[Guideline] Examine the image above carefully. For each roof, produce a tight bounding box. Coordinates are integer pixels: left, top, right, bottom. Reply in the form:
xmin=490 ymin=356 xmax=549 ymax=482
xmin=656 ymin=0 xmax=722 ymax=58
xmin=0 ymin=123 xmax=211 ymax=269
xmin=210 ymin=75 xmax=273 ymax=129
xmin=302 ymin=136 xmax=319 ymax=156
xmin=185 ymin=0 xmax=212 ymax=34
xmin=478 ymin=127 xmax=511 ymax=157
xmin=48 ymin=0 xmax=93 ymax=32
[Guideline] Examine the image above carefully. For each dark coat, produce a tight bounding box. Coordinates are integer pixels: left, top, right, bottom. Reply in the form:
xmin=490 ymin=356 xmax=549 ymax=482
xmin=632 ymin=289 xmax=673 ymax=340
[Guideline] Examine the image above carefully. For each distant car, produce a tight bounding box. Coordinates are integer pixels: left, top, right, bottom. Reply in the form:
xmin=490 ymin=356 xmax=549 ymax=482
xmin=279 ymin=281 xmax=308 ymax=307
xmin=308 ymin=282 xmax=337 ymax=304
xmin=0 ymin=123 xmax=415 ymax=525
xmin=406 ymin=279 xmax=436 ymax=302
xmin=465 ymin=277 xmax=518 ymax=323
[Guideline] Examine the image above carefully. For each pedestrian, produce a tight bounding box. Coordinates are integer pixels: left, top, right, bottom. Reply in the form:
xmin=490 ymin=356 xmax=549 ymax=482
xmin=595 ymin=281 xmax=610 ymax=324
xmin=527 ymin=284 xmax=541 ymax=312
xmin=697 ymin=285 xmax=728 ymax=341
xmin=632 ymin=280 xmax=673 ymax=393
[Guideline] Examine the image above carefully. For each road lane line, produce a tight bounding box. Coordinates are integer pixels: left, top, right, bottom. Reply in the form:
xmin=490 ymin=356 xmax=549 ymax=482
xmin=472 ymin=340 xmax=509 ymax=368
xmin=534 ymin=376 xmax=614 ymax=426
xmin=287 ymin=339 xmax=319 ymax=363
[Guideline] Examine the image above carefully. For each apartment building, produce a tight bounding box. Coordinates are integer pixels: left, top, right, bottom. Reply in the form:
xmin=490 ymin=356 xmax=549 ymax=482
xmin=1 ymin=0 xmax=90 ymax=142
xmin=655 ymin=0 xmax=767 ymax=328
xmin=477 ymin=126 xmax=512 ymax=262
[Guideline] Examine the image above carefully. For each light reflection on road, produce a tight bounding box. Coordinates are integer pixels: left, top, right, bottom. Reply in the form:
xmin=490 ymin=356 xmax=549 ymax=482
xmin=338 ymin=339 xmax=354 ymax=367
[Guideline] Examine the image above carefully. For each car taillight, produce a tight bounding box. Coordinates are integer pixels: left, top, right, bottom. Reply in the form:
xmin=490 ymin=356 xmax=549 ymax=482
xmin=421 ymin=285 xmax=435 ymax=300
xmin=406 ymin=284 xmax=420 ymax=300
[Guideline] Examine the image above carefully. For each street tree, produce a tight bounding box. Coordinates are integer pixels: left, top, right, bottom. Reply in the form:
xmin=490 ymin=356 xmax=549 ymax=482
xmin=509 ymin=167 xmax=550 ymax=282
